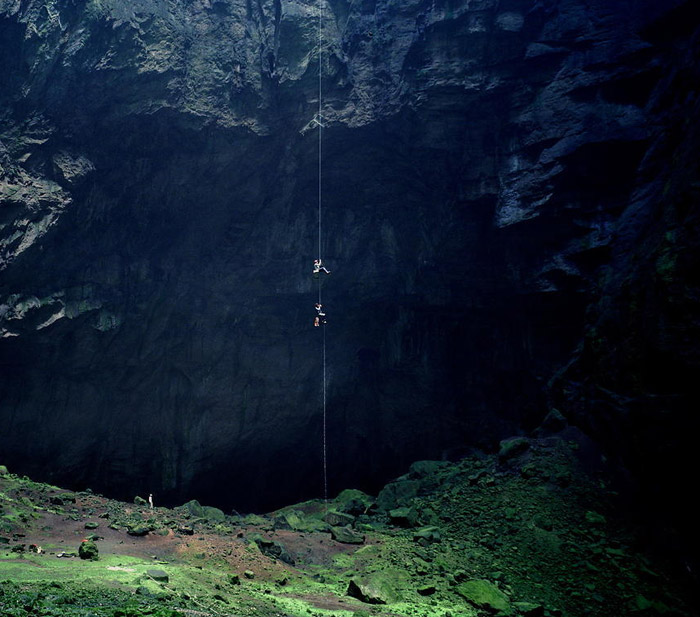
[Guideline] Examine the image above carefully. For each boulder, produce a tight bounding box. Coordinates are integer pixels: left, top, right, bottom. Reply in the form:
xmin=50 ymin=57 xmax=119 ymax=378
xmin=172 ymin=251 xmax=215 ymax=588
xmin=347 ymin=572 xmax=400 ymax=604
xmin=78 ymin=540 xmax=99 ymax=561
xmin=177 ymin=500 xmax=205 ymax=518
xmin=324 ymin=510 xmax=355 ymax=527
xmin=455 ymin=579 xmax=513 ymax=616
xmin=202 ymin=506 xmax=226 ymax=522
xmin=498 ymin=437 xmax=530 ymax=461
xmin=513 ymin=602 xmax=545 ymax=617
xmin=127 ymin=525 xmax=150 ymax=537
xmin=335 ymin=489 xmax=374 ymax=515
xmin=389 ymin=507 xmax=418 ymax=527
xmin=413 ymin=526 xmax=441 ymax=545
xmin=147 ymin=569 xmax=169 ymax=583
xmin=377 ymin=480 xmax=420 ymax=511
xmin=249 ymin=534 xmax=295 ymax=565
xmin=330 ymin=526 xmax=365 ymax=544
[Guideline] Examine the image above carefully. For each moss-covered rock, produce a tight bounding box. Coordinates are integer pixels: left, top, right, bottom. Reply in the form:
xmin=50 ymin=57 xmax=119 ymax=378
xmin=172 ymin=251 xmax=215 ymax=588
xmin=498 ymin=437 xmax=530 ymax=461
xmin=335 ymin=489 xmax=374 ymax=515
xmin=330 ymin=525 xmax=365 ymax=544
xmin=248 ymin=534 xmax=295 ymax=565
xmin=324 ymin=509 xmax=355 ymax=527
xmin=127 ymin=524 xmax=150 ymax=536
xmin=202 ymin=506 xmax=226 ymax=522
xmin=78 ymin=540 xmax=99 ymax=561
xmin=377 ymin=480 xmax=420 ymax=511
xmin=176 ymin=499 xmax=205 ymax=518
xmin=455 ymin=579 xmax=513 ymax=616
xmin=388 ymin=506 xmax=419 ymax=527
xmin=413 ymin=526 xmax=441 ymax=545
xmin=347 ymin=571 xmax=401 ymax=604
xmin=147 ymin=569 xmax=169 ymax=583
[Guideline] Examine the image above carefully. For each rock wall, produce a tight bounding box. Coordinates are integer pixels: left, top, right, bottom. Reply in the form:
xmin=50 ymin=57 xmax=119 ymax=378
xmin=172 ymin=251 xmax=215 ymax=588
xmin=1 ymin=0 xmax=698 ymax=514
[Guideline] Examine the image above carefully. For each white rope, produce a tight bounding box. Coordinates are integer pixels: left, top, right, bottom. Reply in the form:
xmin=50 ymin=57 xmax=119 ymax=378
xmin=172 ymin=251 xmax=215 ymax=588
xmin=323 ymin=326 xmax=328 ymax=502
xmin=317 ymin=0 xmax=328 ymax=504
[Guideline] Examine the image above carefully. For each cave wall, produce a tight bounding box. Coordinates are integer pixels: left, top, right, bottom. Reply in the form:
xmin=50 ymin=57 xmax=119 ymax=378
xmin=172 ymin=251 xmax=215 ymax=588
xmin=1 ymin=0 xmax=698 ymax=512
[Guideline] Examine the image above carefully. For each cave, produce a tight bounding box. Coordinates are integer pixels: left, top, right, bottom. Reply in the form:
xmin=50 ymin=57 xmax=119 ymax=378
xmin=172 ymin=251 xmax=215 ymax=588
xmin=1 ymin=1 xmax=699 ymax=614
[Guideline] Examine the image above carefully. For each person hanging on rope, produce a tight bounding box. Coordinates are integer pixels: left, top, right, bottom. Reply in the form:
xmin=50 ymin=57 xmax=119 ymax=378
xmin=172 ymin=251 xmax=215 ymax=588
xmin=313 ymin=259 xmax=331 ymax=275
xmin=314 ymin=303 xmax=327 ymax=327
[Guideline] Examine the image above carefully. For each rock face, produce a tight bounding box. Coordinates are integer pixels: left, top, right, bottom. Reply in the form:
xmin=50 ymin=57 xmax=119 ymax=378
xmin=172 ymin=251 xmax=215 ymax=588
xmin=0 ymin=0 xmax=698 ymax=518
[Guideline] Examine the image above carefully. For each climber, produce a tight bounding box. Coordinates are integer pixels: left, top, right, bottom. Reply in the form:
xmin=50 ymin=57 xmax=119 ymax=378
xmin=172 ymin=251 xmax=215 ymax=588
xmin=314 ymin=315 xmax=327 ymax=327
xmin=315 ymin=303 xmax=326 ymax=316
xmin=313 ymin=259 xmax=331 ymax=275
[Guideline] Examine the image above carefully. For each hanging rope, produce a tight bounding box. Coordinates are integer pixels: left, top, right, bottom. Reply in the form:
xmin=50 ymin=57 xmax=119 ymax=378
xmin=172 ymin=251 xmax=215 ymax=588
xmin=317 ymin=0 xmax=328 ymax=504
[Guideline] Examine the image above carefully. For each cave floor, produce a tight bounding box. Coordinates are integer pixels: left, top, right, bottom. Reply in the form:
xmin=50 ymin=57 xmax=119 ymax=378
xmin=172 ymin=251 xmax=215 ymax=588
xmin=0 ymin=430 xmax=696 ymax=617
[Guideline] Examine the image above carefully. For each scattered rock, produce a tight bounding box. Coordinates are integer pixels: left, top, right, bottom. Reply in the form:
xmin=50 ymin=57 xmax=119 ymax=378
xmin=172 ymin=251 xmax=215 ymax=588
xmin=417 ymin=584 xmax=437 ymax=596
xmin=413 ymin=526 xmax=441 ymax=545
xmin=330 ymin=526 xmax=365 ymax=544
xmin=347 ymin=572 xmax=400 ymax=605
xmin=498 ymin=437 xmax=530 ymax=461
xmin=177 ymin=499 xmax=205 ymax=518
xmin=513 ymin=601 xmax=545 ymax=616
xmin=78 ymin=540 xmax=99 ymax=561
xmin=134 ymin=496 xmax=148 ymax=506
xmin=84 ymin=522 xmax=99 ymax=530
xmin=455 ymin=579 xmax=513 ymax=616
xmin=335 ymin=489 xmax=374 ymax=515
xmin=376 ymin=480 xmax=420 ymax=511
xmin=244 ymin=570 xmax=255 ymax=579
xmin=127 ymin=525 xmax=150 ymax=537
xmin=147 ymin=569 xmax=169 ymax=583
xmin=202 ymin=506 xmax=226 ymax=522
xmin=389 ymin=507 xmax=418 ymax=527
xmin=324 ymin=510 xmax=355 ymax=527
xmin=249 ymin=534 xmax=295 ymax=564
xmin=0 ymin=465 xmax=8 ymax=475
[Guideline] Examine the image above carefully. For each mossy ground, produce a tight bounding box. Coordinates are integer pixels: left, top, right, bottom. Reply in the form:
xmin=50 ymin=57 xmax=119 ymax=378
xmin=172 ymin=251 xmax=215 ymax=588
xmin=0 ymin=428 xmax=696 ymax=617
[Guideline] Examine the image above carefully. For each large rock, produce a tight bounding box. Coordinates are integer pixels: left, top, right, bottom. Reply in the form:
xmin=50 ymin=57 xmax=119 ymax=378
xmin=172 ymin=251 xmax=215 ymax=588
xmin=249 ymin=535 xmax=295 ymax=565
xmin=330 ymin=526 xmax=365 ymax=545
xmin=78 ymin=540 xmax=99 ymax=561
xmin=347 ymin=572 xmax=401 ymax=605
xmin=377 ymin=481 xmax=420 ymax=511
xmin=324 ymin=510 xmax=355 ymax=527
xmin=456 ymin=579 xmax=513 ymax=616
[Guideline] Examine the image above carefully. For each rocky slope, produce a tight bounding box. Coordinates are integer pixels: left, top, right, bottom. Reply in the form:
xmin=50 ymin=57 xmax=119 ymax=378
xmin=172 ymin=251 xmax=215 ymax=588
xmin=1 ymin=427 xmax=696 ymax=617
xmin=1 ymin=0 xmax=699 ymax=541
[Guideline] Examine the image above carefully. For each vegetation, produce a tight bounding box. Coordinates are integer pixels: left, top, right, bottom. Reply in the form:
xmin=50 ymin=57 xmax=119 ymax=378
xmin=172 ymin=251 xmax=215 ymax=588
xmin=0 ymin=429 xmax=694 ymax=617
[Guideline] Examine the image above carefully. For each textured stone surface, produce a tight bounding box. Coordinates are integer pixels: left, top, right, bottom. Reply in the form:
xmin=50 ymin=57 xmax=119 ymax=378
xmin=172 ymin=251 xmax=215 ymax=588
xmin=0 ymin=0 xmax=698 ymax=522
